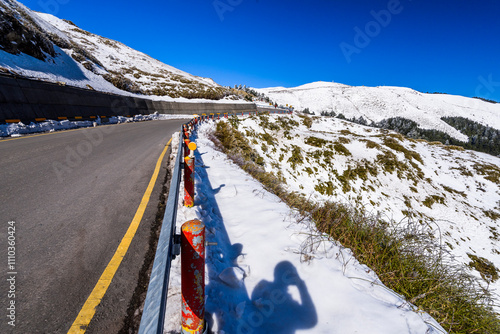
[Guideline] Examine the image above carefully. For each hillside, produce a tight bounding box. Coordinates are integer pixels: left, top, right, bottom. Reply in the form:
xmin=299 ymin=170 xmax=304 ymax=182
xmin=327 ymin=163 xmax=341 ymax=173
xmin=162 ymin=126 xmax=446 ymax=334
xmin=256 ymin=82 xmax=500 ymax=142
xmin=0 ymin=0 xmax=231 ymax=100
xmin=225 ymin=113 xmax=500 ymax=308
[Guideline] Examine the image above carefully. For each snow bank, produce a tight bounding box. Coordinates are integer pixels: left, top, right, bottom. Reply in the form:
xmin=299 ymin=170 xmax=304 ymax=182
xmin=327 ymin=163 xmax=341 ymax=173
xmin=233 ymin=113 xmax=500 ymax=307
xmin=162 ymin=121 xmax=445 ymax=333
xmin=0 ymin=113 xmax=193 ymax=138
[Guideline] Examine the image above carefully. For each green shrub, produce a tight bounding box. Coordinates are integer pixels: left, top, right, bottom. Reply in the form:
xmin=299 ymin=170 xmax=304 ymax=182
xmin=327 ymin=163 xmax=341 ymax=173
xmin=103 ymin=73 xmax=142 ymax=94
xmin=423 ymin=195 xmax=446 ymax=208
xmin=260 ymin=133 xmax=275 ymax=146
xmin=305 ymin=136 xmax=327 ymax=147
xmin=333 ymin=142 xmax=351 ymax=156
xmin=299 ymin=115 xmax=313 ymax=128
xmin=467 ymin=254 xmax=499 ymax=283
xmin=287 ymin=145 xmax=304 ymax=170
xmin=383 ymin=137 xmax=423 ymax=164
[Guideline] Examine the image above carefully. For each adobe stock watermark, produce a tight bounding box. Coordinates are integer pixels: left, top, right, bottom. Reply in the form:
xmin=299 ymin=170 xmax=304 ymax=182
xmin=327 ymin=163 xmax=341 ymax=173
xmin=475 ymin=74 xmax=500 ymax=101
xmin=340 ymin=0 xmax=411 ymax=64
xmin=213 ymin=0 xmax=244 ymax=21
xmin=6 ymin=221 xmax=17 ymax=327
xmin=38 ymin=0 xmax=70 ymax=16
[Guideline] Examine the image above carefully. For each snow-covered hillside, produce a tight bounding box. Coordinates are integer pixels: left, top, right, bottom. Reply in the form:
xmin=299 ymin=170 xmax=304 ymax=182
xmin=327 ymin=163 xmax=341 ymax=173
xmin=256 ymin=82 xmax=500 ymax=141
xmin=163 ymin=128 xmax=446 ymax=334
xmin=0 ymin=0 xmax=229 ymax=100
xmin=231 ymin=113 xmax=500 ymax=304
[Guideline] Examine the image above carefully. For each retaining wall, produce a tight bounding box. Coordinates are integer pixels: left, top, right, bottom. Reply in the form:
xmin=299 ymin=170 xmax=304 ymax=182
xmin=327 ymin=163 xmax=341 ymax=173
xmin=0 ymin=73 xmax=257 ymax=123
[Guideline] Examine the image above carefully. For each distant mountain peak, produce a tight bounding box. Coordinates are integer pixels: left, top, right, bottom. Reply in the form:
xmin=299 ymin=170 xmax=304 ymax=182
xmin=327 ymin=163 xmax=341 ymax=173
xmin=256 ymin=82 xmax=500 ymax=142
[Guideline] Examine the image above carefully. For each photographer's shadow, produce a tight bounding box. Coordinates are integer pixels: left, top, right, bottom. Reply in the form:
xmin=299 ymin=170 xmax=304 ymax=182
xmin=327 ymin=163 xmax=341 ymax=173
xmin=191 ymin=131 xmax=317 ymax=333
xmin=237 ymin=261 xmax=317 ymax=334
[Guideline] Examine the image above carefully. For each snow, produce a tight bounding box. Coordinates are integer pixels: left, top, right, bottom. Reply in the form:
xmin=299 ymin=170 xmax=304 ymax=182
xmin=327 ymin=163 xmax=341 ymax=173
xmin=230 ymin=113 xmax=500 ymax=308
xmin=0 ymin=46 xmax=125 ymax=93
xmin=255 ymin=81 xmax=500 ymax=141
xmin=0 ymin=113 xmax=193 ymax=137
xmin=162 ymin=120 xmax=445 ymax=333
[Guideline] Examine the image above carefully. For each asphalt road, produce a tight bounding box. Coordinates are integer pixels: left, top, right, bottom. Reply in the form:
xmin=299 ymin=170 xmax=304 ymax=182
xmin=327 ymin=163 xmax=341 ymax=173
xmin=0 ymin=119 xmax=185 ymax=333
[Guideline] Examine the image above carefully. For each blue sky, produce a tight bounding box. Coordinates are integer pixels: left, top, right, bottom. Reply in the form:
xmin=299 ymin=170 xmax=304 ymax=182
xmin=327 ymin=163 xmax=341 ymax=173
xmin=22 ymin=0 xmax=500 ymax=100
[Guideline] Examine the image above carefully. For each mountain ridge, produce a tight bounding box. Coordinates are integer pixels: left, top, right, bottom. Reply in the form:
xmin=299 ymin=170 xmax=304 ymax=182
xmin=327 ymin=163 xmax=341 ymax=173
xmin=0 ymin=0 xmax=240 ymax=101
xmin=255 ymin=81 xmax=500 ymax=142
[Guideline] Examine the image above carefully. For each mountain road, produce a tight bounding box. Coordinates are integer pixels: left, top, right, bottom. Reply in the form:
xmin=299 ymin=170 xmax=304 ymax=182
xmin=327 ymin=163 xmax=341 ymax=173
xmin=0 ymin=119 xmax=185 ymax=333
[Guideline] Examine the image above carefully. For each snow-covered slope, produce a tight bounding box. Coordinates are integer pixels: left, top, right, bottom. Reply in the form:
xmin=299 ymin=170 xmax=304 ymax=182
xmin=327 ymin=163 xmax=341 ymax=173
xmin=162 ymin=129 xmax=445 ymax=334
xmin=0 ymin=0 xmax=227 ymax=100
xmin=234 ymin=113 xmax=500 ymax=305
xmin=256 ymin=82 xmax=500 ymax=141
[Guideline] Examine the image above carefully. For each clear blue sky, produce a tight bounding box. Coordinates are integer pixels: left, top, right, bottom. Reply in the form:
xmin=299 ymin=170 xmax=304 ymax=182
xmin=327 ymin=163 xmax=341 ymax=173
xmin=21 ymin=0 xmax=500 ymax=101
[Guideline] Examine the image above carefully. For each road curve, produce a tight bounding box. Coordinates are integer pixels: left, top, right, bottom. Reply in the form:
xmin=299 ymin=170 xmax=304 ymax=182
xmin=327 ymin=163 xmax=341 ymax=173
xmin=0 ymin=119 xmax=185 ymax=333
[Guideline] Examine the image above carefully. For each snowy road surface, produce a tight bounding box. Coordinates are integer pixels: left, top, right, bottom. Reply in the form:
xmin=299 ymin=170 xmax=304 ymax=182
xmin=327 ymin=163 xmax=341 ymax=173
xmin=0 ymin=120 xmax=184 ymax=333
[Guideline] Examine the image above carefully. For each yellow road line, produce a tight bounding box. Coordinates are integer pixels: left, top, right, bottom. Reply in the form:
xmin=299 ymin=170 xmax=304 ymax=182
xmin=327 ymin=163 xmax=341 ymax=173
xmin=67 ymin=137 xmax=173 ymax=333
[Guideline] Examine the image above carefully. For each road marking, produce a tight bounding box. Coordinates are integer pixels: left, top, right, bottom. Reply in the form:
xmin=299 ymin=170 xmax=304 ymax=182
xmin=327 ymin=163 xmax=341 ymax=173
xmin=67 ymin=137 xmax=173 ymax=334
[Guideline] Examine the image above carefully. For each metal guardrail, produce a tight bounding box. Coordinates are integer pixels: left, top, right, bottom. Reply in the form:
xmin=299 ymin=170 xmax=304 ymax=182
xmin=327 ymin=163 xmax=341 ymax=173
xmin=138 ymin=127 xmax=184 ymax=334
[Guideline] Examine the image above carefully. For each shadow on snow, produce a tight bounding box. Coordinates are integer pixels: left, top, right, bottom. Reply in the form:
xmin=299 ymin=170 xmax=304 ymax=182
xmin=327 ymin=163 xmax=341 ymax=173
xmin=192 ymin=133 xmax=318 ymax=334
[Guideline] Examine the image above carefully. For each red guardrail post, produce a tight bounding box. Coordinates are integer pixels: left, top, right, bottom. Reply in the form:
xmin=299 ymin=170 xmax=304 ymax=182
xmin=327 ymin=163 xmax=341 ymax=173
xmin=184 ymin=142 xmax=196 ymax=207
xmin=181 ymin=219 xmax=205 ymax=334
xmin=184 ymin=138 xmax=190 ymax=157
xmin=183 ymin=124 xmax=191 ymax=157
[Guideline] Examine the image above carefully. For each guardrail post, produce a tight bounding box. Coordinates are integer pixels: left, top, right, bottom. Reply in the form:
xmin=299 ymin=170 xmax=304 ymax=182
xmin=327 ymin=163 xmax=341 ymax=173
xmin=183 ymin=125 xmax=191 ymax=157
xmin=181 ymin=219 xmax=205 ymax=334
xmin=184 ymin=142 xmax=196 ymax=207
xmin=184 ymin=137 xmax=190 ymax=157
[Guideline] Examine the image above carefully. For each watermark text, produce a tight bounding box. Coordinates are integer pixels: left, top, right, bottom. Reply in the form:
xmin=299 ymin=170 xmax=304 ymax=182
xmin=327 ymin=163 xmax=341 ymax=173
xmin=213 ymin=0 xmax=244 ymax=21
xmin=6 ymin=221 xmax=17 ymax=327
xmin=340 ymin=0 xmax=409 ymax=63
